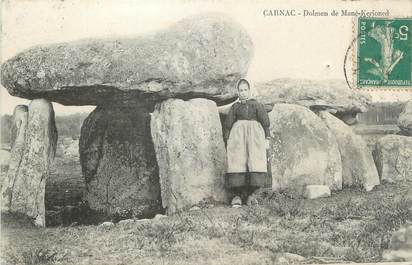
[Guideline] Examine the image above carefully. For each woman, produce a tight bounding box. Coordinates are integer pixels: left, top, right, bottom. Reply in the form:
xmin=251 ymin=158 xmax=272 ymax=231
xmin=224 ymin=78 xmax=271 ymax=207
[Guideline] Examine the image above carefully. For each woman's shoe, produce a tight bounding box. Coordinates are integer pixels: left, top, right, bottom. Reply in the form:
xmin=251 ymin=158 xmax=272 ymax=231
xmin=231 ymin=196 xmax=242 ymax=208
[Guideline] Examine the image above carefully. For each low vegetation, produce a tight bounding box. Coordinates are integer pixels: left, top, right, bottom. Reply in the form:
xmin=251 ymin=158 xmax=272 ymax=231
xmin=2 ymin=182 xmax=411 ymax=265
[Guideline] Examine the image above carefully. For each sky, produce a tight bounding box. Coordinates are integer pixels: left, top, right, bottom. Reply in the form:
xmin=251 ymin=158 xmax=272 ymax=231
xmin=1 ymin=0 xmax=411 ymax=115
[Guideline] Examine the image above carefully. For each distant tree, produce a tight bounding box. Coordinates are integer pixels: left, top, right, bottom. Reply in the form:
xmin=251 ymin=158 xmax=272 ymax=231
xmin=1 ymin=112 xmax=89 ymax=147
xmin=357 ymin=102 xmax=405 ymax=125
xmin=55 ymin=113 xmax=89 ymax=139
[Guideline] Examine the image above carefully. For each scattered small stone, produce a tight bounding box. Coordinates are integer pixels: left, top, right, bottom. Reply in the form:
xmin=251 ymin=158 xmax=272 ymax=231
xmin=303 ymin=185 xmax=331 ymax=199
xmin=70 ymin=249 xmax=80 ymax=257
xmin=69 ymin=222 xmax=79 ymax=227
xmin=246 ymin=195 xmax=258 ymax=206
xmin=136 ymin=218 xmax=150 ymax=223
xmin=383 ymin=224 xmax=412 ymax=261
xmin=189 ymin=206 xmax=201 ymax=211
xmin=383 ymin=249 xmax=412 ymax=262
xmin=80 ymin=249 xmax=90 ymax=256
xmin=118 ymin=219 xmax=135 ymax=225
xmin=154 ymin=214 xmax=167 ymax=220
xmin=274 ymin=252 xmax=306 ymax=264
xmin=99 ymin=221 xmax=114 ymax=227
xmin=231 ymin=196 xmax=242 ymax=208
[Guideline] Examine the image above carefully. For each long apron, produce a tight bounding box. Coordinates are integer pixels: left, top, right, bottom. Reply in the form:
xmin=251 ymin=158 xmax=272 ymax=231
xmin=226 ymin=120 xmax=270 ymax=188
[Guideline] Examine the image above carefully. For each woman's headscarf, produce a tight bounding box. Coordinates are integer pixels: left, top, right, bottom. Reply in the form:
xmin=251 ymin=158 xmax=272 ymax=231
xmin=235 ymin=78 xmax=258 ymax=100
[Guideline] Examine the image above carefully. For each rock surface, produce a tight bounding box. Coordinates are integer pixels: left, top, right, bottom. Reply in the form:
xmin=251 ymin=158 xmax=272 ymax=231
xmin=153 ymin=214 xmax=167 ymax=220
xmin=79 ymin=104 xmax=162 ymax=218
xmin=0 ymin=150 xmax=10 ymax=172
xmin=151 ymin=98 xmax=227 ymax=214
xmin=398 ymin=100 xmax=412 ymax=136
xmin=255 ymin=79 xmax=371 ymax=117
xmin=1 ymin=99 xmax=57 ymax=227
xmin=268 ymin=104 xmax=342 ymax=192
xmin=118 ymin=219 xmax=135 ymax=225
xmin=274 ymin=252 xmax=306 ymax=265
xmin=333 ymin=112 xmax=358 ymax=125
xmin=318 ymin=111 xmax=379 ymax=191
xmin=99 ymin=221 xmax=114 ymax=227
xmin=1 ymin=105 xmax=28 ymax=209
xmin=383 ymin=225 xmax=412 ymax=262
xmin=1 ymin=14 xmax=253 ymax=106
xmin=374 ymin=135 xmax=412 ymax=183
xmin=303 ymin=185 xmax=331 ymax=199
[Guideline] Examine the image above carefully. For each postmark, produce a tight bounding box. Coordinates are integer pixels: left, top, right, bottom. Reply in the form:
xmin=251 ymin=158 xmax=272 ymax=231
xmin=357 ymin=17 xmax=412 ymax=89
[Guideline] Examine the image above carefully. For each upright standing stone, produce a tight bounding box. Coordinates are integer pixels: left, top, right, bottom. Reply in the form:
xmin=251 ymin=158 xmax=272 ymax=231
xmin=374 ymin=135 xmax=412 ymax=183
xmin=79 ymin=105 xmax=162 ymax=218
xmin=268 ymin=104 xmax=342 ymax=192
xmin=0 ymin=150 xmax=10 ymax=173
xmin=2 ymin=99 xmax=57 ymax=226
xmin=1 ymin=105 xmax=28 ymax=210
xmin=151 ymin=98 xmax=227 ymax=214
xmin=318 ymin=111 xmax=379 ymax=191
xmin=398 ymin=100 xmax=412 ymax=136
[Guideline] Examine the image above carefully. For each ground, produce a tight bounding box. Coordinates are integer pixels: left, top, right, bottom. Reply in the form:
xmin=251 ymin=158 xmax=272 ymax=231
xmin=1 ymin=181 xmax=411 ymax=265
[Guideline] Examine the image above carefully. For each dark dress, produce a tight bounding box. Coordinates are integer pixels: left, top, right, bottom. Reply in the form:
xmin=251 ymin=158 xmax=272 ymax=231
xmin=224 ymin=99 xmax=271 ymax=188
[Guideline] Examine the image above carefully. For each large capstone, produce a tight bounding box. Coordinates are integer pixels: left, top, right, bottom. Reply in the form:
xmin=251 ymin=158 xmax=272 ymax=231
xmin=151 ymin=98 xmax=227 ymax=215
xmin=374 ymin=135 xmax=412 ymax=183
xmin=1 ymin=99 xmax=57 ymax=227
xmin=1 ymin=14 xmax=253 ymax=106
xmin=255 ymin=79 xmax=371 ymax=119
xmin=79 ymin=105 xmax=161 ymax=218
xmin=268 ymin=104 xmax=342 ymax=192
xmin=398 ymin=100 xmax=412 ymax=136
xmin=318 ymin=111 xmax=379 ymax=191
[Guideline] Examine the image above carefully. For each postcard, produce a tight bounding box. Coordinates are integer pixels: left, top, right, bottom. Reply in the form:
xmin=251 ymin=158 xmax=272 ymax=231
xmin=1 ymin=0 xmax=411 ymax=264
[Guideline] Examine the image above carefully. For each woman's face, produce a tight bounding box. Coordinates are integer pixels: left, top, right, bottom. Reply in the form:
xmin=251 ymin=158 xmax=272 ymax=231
xmin=238 ymin=83 xmax=250 ymax=100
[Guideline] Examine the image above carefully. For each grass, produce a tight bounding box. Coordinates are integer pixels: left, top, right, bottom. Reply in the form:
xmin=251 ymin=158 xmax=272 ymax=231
xmin=1 ymin=181 xmax=411 ymax=265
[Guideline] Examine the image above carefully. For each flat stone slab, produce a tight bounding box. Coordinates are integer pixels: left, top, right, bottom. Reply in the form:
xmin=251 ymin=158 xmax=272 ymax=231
xmin=303 ymin=185 xmax=331 ymax=199
xmin=255 ymin=79 xmax=371 ymax=116
xmin=1 ymin=13 xmax=253 ymax=106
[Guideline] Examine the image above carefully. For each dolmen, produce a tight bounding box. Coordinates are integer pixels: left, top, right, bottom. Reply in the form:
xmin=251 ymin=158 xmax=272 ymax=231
xmin=0 ymin=13 xmax=253 ymax=224
xmin=0 ymin=13 xmax=380 ymax=226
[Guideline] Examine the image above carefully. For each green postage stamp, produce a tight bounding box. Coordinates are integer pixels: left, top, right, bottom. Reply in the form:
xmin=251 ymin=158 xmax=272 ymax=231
xmin=357 ymin=17 xmax=412 ymax=88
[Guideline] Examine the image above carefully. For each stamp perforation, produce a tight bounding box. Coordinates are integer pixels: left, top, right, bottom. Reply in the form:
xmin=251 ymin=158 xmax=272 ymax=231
xmin=352 ymin=16 xmax=412 ymax=92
